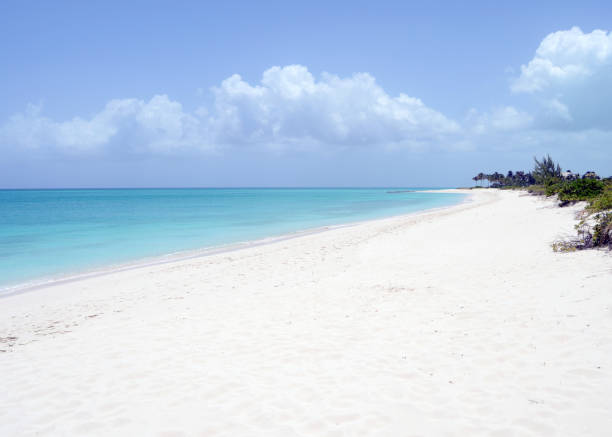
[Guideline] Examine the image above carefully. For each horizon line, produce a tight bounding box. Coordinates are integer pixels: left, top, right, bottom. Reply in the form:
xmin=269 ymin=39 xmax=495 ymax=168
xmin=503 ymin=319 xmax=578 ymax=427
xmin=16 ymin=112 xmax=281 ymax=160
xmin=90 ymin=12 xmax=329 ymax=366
xmin=0 ymin=185 xmax=454 ymax=191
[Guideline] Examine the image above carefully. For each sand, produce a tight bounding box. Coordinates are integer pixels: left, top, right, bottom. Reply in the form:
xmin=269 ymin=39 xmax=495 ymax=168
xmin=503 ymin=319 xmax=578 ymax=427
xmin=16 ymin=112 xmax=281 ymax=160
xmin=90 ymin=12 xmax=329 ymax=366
xmin=1 ymin=189 xmax=611 ymax=436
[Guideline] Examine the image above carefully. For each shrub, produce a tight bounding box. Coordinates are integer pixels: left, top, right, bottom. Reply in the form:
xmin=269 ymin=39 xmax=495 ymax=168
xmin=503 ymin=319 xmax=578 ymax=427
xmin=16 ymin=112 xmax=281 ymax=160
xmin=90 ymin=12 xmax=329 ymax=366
xmin=555 ymin=178 xmax=605 ymax=201
xmin=592 ymin=213 xmax=612 ymax=248
xmin=545 ymin=182 xmax=563 ymax=197
xmin=588 ymin=191 xmax=612 ymax=212
xmin=527 ymin=185 xmax=547 ymax=195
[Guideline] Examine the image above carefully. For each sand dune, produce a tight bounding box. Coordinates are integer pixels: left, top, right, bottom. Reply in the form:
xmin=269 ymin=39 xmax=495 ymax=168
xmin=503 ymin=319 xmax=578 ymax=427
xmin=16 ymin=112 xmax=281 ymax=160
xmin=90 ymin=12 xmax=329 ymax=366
xmin=1 ymin=190 xmax=611 ymax=436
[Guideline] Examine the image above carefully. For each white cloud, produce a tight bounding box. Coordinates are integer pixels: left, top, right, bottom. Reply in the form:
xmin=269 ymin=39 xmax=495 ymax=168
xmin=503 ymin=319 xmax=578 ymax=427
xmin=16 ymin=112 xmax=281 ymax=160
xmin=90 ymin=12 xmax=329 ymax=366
xmin=0 ymin=95 xmax=211 ymax=155
xmin=209 ymin=65 xmax=460 ymax=149
xmin=512 ymin=27 xmax=612 ymax=93
xmin=0 ymin=65 xmax=459 ymax=155
xmin=466 ymin=106 xmax=533 ymax=135
xmin=512 ymin=27 xmax=612 ymax=131
xmin=2 ymin=47 xmax=611 ymax=161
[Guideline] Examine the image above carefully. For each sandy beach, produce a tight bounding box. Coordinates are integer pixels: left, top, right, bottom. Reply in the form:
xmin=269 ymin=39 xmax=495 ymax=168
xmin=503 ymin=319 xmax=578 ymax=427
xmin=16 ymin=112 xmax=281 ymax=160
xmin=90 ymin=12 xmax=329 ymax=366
xmin=1 ymin=189 xmax=611 ymax=436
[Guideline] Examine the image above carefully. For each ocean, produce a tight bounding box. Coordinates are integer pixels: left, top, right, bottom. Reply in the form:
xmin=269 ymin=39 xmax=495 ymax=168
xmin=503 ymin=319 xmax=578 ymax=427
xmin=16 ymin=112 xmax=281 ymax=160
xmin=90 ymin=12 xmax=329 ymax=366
xmin=0 ymin=188 xmax=465 ymax=291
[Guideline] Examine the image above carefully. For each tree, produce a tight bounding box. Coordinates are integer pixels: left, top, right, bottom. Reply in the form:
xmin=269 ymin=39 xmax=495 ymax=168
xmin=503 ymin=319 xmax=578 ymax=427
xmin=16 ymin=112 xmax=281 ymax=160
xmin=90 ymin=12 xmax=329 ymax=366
xmin=533 ymin=155 xmax=562 ymax=184
xmin=491 ymin=172 xmax=503 ymax=186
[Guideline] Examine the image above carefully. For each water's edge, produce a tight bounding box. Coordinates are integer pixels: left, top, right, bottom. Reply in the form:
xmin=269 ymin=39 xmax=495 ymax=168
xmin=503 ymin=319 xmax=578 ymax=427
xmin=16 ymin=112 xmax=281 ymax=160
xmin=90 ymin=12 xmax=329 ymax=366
xmin=1 ymin=191 xmax=471 ymax=298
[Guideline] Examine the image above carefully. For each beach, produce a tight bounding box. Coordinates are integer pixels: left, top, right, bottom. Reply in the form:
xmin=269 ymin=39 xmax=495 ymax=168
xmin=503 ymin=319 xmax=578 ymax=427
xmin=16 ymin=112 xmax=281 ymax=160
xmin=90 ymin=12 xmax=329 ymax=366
xmin=1 ymin=189 xmax=611 ymax=436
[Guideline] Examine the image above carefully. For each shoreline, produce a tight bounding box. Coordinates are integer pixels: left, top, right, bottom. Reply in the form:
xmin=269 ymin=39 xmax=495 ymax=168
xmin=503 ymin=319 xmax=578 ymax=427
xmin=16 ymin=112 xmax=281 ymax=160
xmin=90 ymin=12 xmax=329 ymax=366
xmin=2 ymin=189 xmax=611 ymax=436
xmin=0 ymin=190 xmax=471 ymax=298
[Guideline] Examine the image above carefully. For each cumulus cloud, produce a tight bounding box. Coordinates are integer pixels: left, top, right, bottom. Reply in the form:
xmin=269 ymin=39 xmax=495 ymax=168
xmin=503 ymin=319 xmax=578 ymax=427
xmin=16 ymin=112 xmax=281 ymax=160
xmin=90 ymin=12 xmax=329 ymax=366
xmin=0 ymin=65 xmax=459 ymax=156
xmin=465 ymin=26 xmax=612 ymax=152
xmin=209 ymin=65 xmax=459 ymax=149
xmin=3 ymin=35 xmax=611 ymax=161
xmin=512 ymin=27 xmax=612 ymax=93
xmin=512 ymin=27 xmax=612 ymax=131
xmin=0 ymin=95 xmax=210 ymax=155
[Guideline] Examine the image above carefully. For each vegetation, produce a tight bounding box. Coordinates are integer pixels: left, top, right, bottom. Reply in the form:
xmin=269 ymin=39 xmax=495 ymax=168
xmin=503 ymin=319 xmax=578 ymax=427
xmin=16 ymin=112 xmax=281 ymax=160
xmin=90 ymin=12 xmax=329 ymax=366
xmin=526 ymin=185 xmax=547 ymax=195
xmin=472 ymin=155 xmax=611 ymax=250
xmin=587 ymin=180 xmax=612 ymax=212
xmin=532 ymin=154 xmax=562 ymax=184
xmin=591 ymin=213 xmax=612 ymax=248
xmin=472 ymin=170 xmax=535 ymax=187
xmin=546 ymin=178 xmax=604 ymax=202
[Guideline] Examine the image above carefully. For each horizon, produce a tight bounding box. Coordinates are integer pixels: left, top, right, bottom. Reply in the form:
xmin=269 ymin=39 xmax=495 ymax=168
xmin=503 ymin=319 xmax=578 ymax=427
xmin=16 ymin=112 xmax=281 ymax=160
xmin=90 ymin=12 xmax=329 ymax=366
xmin=2 ymin=158 xmax=608 ymax=190
xmin=0 ymin=186 xmax=454 ymax=190
xmin=1 ymin=0 xmax=611 ymax=188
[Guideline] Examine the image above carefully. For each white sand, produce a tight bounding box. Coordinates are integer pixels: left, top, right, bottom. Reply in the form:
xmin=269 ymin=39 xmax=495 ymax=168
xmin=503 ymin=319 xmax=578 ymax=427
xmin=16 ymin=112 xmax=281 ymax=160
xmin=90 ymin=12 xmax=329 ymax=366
xmin=1 ymin=190 xmax=611 ymax=436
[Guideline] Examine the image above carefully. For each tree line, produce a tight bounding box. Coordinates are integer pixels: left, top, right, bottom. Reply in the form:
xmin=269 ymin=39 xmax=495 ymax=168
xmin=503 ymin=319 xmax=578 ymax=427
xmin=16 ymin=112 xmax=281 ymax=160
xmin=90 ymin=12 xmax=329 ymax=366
xmin=473 ymin=155 xmax=599 ymax=188
xmin=472 ymin=155 xmax=611 ymax=250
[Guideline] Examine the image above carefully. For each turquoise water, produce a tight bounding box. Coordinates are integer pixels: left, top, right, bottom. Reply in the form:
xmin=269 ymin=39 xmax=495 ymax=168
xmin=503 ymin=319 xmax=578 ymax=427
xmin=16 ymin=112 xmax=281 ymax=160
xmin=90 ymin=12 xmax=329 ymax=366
xmin=0 ymin=188 xmax=464 ymax=290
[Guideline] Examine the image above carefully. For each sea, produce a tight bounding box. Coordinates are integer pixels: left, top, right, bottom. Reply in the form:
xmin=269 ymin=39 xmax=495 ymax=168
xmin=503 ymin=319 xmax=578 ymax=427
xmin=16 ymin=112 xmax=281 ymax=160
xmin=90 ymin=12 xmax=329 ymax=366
xmin=0 ymin=188 xmax=465 ymax=292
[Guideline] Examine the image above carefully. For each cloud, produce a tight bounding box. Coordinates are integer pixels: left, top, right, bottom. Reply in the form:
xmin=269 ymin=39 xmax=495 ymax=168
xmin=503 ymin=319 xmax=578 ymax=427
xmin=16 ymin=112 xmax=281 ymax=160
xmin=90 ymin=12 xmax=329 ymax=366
xmin=512 ymin=27 xmax=612 ymax=131
xmin=512 ymin=27 xmax=612 ymax=93
xmin=2 ymin=40 xmax=611 ymax=161
xmin=0 ymin=95 xmax=211 ymax=156
xmin=0 ymin=65 xmax=459 ymax=156
xmin=466 ymin=106 xmax=533 ymax=135
xmin=209 ymin=65 xmax=459 ymax=149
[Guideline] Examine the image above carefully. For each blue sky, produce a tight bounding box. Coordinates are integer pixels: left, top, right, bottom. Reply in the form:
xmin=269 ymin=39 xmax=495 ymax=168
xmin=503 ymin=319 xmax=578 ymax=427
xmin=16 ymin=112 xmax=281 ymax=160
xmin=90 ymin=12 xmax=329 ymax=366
xmin=1 ymin=0 xmax=611 ymax=188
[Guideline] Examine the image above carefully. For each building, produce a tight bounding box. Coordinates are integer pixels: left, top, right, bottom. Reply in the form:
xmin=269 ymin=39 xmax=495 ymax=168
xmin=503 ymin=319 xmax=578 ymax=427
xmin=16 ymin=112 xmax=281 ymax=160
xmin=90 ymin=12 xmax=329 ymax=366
xmin=582 ymin=171 xmax=600 ymax=180
xmin=561 ymin=170 xmax=579 ymax=180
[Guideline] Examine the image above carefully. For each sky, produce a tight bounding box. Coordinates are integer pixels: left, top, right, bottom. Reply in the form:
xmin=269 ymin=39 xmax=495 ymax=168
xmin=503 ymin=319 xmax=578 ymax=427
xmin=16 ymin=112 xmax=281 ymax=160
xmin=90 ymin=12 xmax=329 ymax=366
xmin=1 ymin=0 xmax=611 ymax=188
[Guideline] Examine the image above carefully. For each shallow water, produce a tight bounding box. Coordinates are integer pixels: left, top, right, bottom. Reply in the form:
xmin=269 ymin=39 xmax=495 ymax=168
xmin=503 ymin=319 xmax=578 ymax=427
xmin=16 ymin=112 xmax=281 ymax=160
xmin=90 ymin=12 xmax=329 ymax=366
xmin=0 ymin=188 xmax=464 ymax=289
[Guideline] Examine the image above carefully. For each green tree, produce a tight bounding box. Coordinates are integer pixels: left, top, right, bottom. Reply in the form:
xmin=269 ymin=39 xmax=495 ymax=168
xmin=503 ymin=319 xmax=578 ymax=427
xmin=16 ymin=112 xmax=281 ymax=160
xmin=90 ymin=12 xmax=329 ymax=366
xmin=533 ymin=155 xmax=562 ymax=184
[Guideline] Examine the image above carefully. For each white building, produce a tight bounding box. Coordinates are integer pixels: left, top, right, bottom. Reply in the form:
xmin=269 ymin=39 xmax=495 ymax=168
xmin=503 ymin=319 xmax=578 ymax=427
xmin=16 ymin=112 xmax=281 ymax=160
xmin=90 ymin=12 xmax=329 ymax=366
xmin=561 ymin=170 xmax=579 ymax=180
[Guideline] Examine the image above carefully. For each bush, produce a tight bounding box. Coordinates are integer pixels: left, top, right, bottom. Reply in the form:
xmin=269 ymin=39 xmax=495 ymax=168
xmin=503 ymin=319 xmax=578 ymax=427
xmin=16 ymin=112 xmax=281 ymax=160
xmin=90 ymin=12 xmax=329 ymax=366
xmin=592 ymin=213 xmax=612 ymax=248
xmin=527 ymin=185 xmax=547 ymax=195
xmin=545 ymin=182 xmax=562 ymax=196
xmin=589 ymin=191 xmax=612 ymax=212
xmin=554 ymin=179 xmax=605 ymax=201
